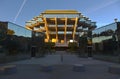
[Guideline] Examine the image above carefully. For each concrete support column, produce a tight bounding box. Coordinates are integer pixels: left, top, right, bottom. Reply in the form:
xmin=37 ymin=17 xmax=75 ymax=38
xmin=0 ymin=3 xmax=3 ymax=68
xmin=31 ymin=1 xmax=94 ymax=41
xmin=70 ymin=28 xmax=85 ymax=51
xmin=64 ymin=17 xmax=67 ymax=44
xmin=64 ymin=35 xmax=66 ymax=44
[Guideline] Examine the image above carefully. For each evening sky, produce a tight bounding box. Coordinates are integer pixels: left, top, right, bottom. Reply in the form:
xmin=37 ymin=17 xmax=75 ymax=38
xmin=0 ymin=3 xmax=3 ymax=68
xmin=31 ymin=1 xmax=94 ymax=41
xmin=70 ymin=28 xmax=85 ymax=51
xmin=0 ymin=0 xmax=120 ymax=28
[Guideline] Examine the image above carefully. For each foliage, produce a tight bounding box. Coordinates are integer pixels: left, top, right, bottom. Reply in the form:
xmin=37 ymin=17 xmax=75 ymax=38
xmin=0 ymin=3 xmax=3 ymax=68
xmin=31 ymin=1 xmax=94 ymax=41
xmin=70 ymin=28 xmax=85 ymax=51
xmin=93 ymin=29 xmax=114 ymax=37
xmin=45 ymin=42 xmax=55 ymax=47
xmin=78 ymin=36 xmax=88 ymax=54
xmin=7 ymin=29 xmax=15 ymax=35
xmin=7 ymin=41 xmax=20 ymax=55
xmin=0 ymin=28 xmax=6 ymax=41
xmin=102 ymin=39 xmax=118 ymax=55
xmin=79 ymin=37 xmax=87 ymax=48
xmin=68 ymin=42 xmax=78 ymax=51
xmin=2 ymin=35 xmax=20 ymax=55
xmin=44 ymin=42 xmax=55 ymax=52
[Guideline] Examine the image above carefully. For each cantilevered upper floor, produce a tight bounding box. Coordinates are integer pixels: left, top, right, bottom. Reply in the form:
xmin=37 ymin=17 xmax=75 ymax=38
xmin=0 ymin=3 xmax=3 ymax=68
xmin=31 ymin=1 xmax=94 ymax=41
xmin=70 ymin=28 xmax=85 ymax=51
xmin=25 ymin=10 xmax=96 ymax=46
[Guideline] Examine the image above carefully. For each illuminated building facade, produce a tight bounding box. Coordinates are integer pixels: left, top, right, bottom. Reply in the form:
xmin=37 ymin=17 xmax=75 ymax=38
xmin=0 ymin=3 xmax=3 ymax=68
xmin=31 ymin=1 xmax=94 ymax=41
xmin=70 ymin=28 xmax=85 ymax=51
xmin=25 ymin=10 xmax=96 ymax=47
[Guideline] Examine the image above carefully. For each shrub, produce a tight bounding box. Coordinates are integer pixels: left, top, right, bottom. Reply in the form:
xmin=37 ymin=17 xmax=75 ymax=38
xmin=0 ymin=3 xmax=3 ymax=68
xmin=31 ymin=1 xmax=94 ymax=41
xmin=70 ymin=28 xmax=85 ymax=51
xmin=44 ymin=42 xmax=55 ymax=52
xmin=68 ymin=42 xmax=78 ymax=51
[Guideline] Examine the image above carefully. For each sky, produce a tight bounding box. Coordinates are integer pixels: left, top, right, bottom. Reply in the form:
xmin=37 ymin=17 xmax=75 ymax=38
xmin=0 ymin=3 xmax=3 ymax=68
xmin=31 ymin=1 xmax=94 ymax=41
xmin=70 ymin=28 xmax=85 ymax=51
xmin=0 ymin=0 xmax=120 ymax=28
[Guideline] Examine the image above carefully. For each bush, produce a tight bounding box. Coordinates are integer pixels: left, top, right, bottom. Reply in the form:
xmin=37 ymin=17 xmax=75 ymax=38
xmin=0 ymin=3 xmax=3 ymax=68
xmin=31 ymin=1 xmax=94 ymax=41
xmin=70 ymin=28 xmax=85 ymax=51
xmin=4 ymin=39 xmax=20 ymax=55
xmin=68 ymin=42 xmax=78 ymax=51
xmin=44 ymin=42 xmax=55 ymax=53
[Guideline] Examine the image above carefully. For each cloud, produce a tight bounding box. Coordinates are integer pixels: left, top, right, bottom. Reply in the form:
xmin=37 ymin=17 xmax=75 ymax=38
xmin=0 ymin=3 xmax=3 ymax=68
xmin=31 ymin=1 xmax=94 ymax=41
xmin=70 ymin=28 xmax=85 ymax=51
xmin=86 ymin=0 xmax=119 ymax=14
xmin=13 ymin=0 xmax=27 ymax=23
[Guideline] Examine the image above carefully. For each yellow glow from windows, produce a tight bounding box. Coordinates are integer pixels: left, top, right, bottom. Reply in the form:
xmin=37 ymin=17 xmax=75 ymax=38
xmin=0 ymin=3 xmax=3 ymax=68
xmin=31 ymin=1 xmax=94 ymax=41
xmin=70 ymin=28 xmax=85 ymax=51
xmin=52 ymin=38 xmax=56 ymax=43
xmin=70 ymin=40 xmax=73 ymax=42
xmin=45 ymin=39 xmax=48 ymax=42
xmin=61 ymin=40 xmax=64 ymax=43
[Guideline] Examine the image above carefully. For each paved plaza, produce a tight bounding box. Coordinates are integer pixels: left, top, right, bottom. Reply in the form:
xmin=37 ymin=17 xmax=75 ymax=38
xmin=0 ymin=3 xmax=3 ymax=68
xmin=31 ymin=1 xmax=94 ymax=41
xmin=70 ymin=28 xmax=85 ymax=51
xmin=0 ymin=51 xmax=120 ymax=79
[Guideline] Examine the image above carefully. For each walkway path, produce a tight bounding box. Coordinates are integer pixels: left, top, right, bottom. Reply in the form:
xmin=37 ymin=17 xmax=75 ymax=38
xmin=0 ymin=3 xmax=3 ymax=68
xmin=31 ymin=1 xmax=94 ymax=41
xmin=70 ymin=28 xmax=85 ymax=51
xmin=0 ymin=51 xmax=120 ymax=79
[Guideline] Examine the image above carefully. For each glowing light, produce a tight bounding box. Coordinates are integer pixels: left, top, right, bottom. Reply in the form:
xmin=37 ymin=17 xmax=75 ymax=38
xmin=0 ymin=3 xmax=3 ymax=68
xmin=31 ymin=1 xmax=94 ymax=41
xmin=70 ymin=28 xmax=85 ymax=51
xmin=52 ymin=38 xmax=56 ymax=43
xmin=70 ymin=40 xmax=73 ymax=42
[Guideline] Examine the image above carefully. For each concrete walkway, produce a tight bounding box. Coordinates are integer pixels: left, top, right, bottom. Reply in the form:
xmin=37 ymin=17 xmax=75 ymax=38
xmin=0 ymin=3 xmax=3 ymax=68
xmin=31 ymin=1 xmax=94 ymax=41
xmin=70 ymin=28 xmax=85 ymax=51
xmin=0 ymin=51 xmax=120 ymax=79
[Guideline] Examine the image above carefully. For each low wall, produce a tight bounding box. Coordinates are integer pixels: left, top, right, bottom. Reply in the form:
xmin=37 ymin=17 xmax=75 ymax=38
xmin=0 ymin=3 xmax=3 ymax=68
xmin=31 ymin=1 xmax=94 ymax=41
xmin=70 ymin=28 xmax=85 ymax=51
xmin=0 ymin=54 xmax=31 ymax=63
xmin=93 ymin=55 xmax=120 ymax=63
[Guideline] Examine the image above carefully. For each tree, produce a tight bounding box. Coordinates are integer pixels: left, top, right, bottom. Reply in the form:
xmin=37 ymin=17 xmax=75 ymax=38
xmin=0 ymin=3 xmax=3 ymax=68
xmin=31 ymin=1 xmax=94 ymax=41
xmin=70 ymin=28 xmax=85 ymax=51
xmin=79 ymin=36 xmax=88 ymax=54
xmin=7 ymin=29 xmax=15 ymax=35
xmin=44 ymin=42 xmax=55 ymax=53
xmin=3 ymin=36 xmax=20 ymax=55
xmin=68 ymin=42 xmax=78 ymax=51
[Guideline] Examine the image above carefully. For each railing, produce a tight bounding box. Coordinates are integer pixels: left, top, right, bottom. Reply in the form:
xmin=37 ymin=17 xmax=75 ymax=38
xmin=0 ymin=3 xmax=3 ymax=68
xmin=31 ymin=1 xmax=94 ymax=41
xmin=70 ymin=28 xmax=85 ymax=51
xmin=55 ymin=43 xmax=68 ymax=47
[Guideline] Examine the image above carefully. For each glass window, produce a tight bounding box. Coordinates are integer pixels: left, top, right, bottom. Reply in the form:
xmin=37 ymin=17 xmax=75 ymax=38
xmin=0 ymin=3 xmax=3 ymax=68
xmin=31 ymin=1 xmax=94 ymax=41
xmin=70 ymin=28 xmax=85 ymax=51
xmin=8 ymin=22 xmax=31 ymax=37
xmin=43 ymin=14 xmax=79 ymax=18
xmin=92 ymin=23 xmax=117 ymax=43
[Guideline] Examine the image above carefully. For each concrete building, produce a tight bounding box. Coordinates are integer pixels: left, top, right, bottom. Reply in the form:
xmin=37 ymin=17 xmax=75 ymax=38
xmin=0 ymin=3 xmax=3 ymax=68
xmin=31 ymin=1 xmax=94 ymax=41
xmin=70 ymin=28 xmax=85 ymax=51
xmin=25 ymin=10 xmax=96 ymax=47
